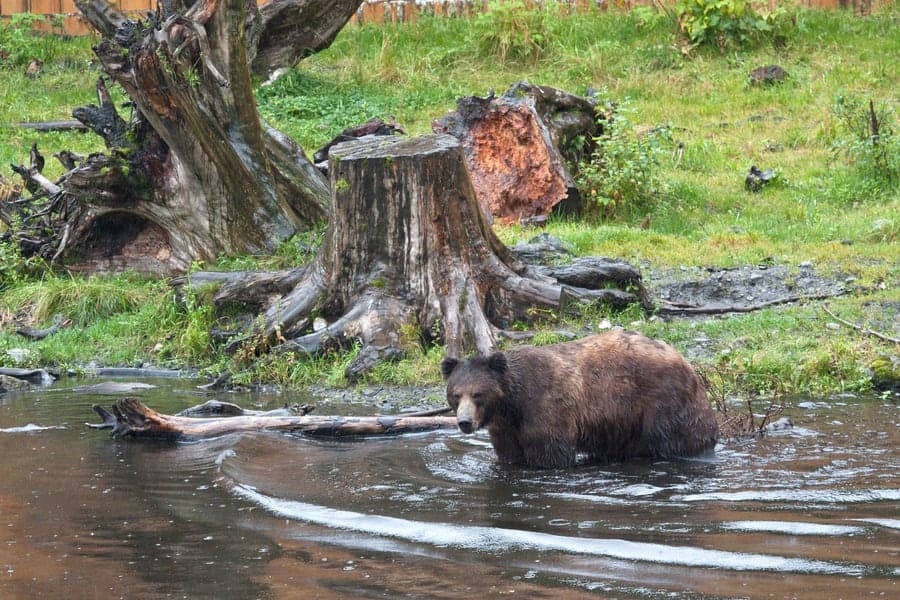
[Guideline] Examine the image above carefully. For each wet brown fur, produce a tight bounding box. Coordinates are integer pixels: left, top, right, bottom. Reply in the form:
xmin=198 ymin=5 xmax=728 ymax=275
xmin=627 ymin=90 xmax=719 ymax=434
xmin=441 ymin=330 xmax=719 ymax=468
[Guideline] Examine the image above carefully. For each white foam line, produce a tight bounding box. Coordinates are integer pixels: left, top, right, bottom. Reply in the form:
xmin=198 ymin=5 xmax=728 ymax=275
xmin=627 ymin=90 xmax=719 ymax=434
xmin=853 ymin=518 xmax=900 ymax=530
xmin=232 ymin=484 xmax=862 ymax=575
xmin=721 ymin=521 xmax=864 ymax=536
xmin=673 ymin=489 xmax=900 ymax=503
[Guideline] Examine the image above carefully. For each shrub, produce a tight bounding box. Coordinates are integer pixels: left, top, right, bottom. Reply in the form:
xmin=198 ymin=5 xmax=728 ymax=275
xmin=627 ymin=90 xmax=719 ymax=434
xmin=674 ymin=0 xmax=795 ymax=52
xmin=576 ymin=102 xmax=669 ymax=220
xmin=831 ymin=94 xmax=899 ymax=187
xmin=466 ymin=0 xmax=551 ymax=64
xmin=0 ymin=238 xmax=48 ymax=290
xmin=0 ymin=240 xmax=24 ymax=290
xmin=0 ymin=13 xmax=70 ymax=67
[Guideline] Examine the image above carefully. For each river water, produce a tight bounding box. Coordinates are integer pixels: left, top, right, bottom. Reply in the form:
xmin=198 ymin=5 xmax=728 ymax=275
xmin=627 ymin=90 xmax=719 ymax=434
xmin=0 ymin=378 xmax=897 ymax=599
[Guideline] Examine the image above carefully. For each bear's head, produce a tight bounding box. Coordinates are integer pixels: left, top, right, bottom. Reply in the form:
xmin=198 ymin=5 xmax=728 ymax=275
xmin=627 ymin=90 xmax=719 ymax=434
xmin=440 ymin=352 xmax=507 ymax=434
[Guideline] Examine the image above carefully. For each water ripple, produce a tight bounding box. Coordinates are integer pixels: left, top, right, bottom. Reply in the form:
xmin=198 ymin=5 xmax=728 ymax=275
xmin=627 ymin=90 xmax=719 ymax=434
xmin=231 ymin=483 xmax=865 ymax=576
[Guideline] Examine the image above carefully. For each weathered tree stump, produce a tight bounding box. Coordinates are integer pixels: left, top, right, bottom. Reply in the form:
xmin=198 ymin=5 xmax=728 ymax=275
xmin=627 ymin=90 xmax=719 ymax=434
xmin=433 ymin=81 xmax=598 ymax=222
xmin=2 ymin=0 xmax=365 ymax=274
xmin=202 ymin=134 xmax=647 ymax=379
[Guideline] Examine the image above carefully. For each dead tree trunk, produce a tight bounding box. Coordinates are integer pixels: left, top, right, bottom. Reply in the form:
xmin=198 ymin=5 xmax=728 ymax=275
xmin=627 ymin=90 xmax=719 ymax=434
xmin=433 ymin=81 xmax=598 ymax=222
xmin=90 ymin=397 xmax=458 ymax=440
xmin=202 ymin=134 xmax=647 ymax=379
xmin=2 ymin=0 xmax=364 ymax=274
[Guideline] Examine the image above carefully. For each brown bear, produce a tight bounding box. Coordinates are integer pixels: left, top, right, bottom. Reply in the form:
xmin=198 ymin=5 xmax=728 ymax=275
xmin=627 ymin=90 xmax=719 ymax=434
xmin=440 ymin=330 xmax=719 ymax=468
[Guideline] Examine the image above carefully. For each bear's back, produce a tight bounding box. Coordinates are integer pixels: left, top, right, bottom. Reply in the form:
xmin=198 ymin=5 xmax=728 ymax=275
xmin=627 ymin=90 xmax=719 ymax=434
xmin=503 ymin=330 xmax=717 ymax=461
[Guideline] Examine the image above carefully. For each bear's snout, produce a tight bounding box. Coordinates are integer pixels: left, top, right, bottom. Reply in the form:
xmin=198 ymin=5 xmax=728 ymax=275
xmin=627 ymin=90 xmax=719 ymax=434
xmin=454 ymin=399 xmax=480 ymax=434
xmin=457 ymin=415 xmax=475 ymax=434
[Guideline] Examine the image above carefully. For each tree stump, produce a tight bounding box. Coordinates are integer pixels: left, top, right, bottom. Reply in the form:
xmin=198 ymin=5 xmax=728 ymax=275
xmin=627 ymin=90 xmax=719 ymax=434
xmin=433 ymin=81 xmax=598 ymax=222
xmin=2 ymin=0 xmax=365 ymax=274
xmin=209 ymin=134 xmax=647 ymax=380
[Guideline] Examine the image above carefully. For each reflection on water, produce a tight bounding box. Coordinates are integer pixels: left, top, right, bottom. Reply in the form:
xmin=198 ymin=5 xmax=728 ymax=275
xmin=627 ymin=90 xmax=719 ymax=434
xmin=0 ymin=379 xmax=897 ymax=599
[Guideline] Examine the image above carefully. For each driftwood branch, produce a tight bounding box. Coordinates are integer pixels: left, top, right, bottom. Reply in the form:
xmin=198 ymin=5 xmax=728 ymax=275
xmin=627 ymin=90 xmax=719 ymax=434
xmin=657 ymin=292 xmax=844 ymax=316
xmin=822 ymin=304 xmax=900 ymax=344
xmin=88 ymin=397 xmax=457 ymax=440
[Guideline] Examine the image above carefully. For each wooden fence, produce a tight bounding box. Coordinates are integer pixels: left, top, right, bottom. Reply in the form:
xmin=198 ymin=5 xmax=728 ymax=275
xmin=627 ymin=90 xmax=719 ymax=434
xmin=0 ymin=0 xmax=885 ymax=36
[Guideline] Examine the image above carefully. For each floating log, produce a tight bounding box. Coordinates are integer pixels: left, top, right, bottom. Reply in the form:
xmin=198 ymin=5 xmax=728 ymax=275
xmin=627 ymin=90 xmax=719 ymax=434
xmin=89 ymin=397 xmax=458 ymax=440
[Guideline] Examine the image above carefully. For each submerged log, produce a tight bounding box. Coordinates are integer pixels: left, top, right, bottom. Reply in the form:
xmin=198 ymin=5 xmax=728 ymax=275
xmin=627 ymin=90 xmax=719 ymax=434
xmin=433 ymin=81 xmax=598 ymax=222
xmin=89 ymin=397 xmax=457 ymax=440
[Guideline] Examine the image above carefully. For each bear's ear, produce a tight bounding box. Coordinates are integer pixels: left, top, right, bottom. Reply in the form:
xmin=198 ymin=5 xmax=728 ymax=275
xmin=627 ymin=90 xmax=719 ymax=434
xmin=440 ymin=357 xmax=459 ymax=380
xmin=487 ymin=352 xmax=507 ymax=375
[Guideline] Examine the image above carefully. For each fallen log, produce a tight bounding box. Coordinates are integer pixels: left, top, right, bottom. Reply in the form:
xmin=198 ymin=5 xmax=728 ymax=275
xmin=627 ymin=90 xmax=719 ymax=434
xmin=3 ymin=120 xmax=88 ymax=133
xmin=89 ymin=397 xmax=458 ymax=441
xmin=15 ymin=314 xmax=72 ymax=340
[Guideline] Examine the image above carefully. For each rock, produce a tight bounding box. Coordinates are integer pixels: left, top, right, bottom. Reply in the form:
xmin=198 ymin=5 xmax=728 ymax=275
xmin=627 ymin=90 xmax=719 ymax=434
xmin=0 ymin=367 xmax=55 ymax=385
xmin=0 ymin=374 xmax=31 ymax=392
xmin=509 ymin=233 xmax=573 ymax=265
xmin=763 ymin=417 xmax=794 ymax=433
xmin=5 ymin=348 xmax=36 ymax=364
xmin=870 ymin=353 xmax=899 ymax=392
xmin=749 ymin=65 xmax=788 ymax=85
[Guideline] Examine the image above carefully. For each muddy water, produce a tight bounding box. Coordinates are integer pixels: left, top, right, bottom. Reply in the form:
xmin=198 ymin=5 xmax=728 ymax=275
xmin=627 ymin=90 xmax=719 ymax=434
xmin=0 ymin=379 xmax=897 ymax=599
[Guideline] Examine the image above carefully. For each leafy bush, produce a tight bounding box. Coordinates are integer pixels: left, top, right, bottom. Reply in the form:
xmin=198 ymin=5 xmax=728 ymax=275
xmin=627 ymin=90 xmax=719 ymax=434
xmin=466 ymin=0 xmax=551 ymax=64
xmin=674 ymin=0 xmax=795 ymax=52
xmin=0 ymin=240 xmax=25 ymax=290
xmin=831 ymin=94 xmax=899 ymax=187
xmin=0 ymin=237 xmax=48 ymax=290
xmin=576 ymin=102 xmax=669 ymax=219
xmin=0 ymin=13 xmax=70 ymax=67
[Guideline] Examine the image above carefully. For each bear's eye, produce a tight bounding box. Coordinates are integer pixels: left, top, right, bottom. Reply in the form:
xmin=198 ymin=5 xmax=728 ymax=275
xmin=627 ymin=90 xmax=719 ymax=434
xmin=472 ymin=392 xmax=484 ymax=403
xmin=448 ymin=393 xmax=461 ymax=406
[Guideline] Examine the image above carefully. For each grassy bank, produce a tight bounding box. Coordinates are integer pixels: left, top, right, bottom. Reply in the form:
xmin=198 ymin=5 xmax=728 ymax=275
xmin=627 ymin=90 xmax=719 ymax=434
xmin=1 ymin=6 xmax=897 ymax=397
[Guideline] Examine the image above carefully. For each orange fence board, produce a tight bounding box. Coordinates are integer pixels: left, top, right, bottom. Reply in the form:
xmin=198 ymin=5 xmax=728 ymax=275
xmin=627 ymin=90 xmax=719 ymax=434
xmin=26 ymin=0 xmax=61 ymax=14
xmin=118 ymin=0 xmax=152 ymax=11
xmin=1 ymin=0 xmax=29 ymax=16
xmin=2 ymin=1 xmax=887 ymax=36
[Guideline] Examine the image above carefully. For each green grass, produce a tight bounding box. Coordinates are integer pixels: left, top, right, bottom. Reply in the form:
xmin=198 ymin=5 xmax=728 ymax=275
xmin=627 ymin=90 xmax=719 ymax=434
xmin=1 ymin=5 xmax=897 ymax=396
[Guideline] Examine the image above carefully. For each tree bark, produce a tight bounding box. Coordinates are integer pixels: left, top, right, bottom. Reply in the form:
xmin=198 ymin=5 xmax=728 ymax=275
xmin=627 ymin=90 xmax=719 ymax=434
xmin=206 ymin=134 xmax=647 ymax=379
xmin=90 ymin=397 xmax=458 ymax=440
xmin=433 ymin=81 xmax=598 ymax=222
xmin=3 ymin=0 xmax=363 ymax=274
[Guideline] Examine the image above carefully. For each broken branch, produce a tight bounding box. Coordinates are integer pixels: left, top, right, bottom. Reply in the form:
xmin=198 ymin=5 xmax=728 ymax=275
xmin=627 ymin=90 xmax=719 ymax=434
xmin=822 ymin=304 xmax=899 ymax=344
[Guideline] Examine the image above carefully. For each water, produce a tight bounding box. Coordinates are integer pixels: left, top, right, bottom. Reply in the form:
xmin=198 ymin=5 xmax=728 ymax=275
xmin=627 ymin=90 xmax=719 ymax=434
xmin=0 ymin=379 xmax=897 ymax=599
